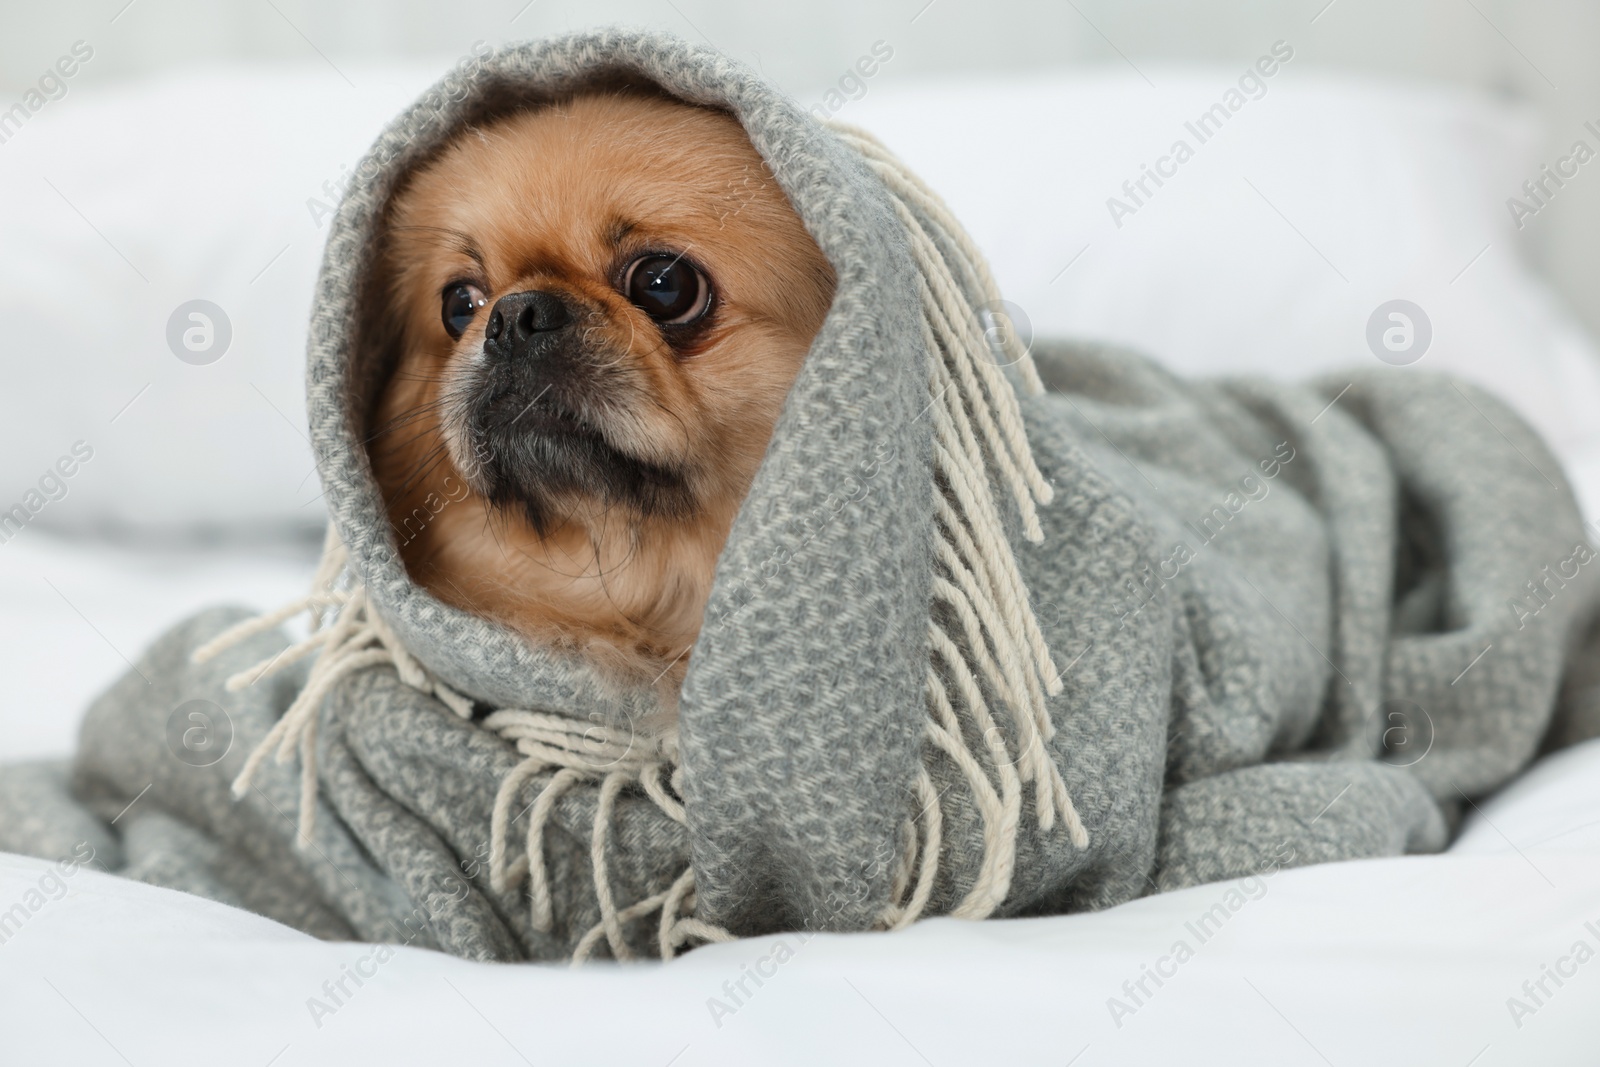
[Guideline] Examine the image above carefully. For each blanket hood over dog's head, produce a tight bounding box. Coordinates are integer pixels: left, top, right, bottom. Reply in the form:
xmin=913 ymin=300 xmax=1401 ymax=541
xmin=316 ymin=31 xmax=933 ymax=715
xmin=301 ymin=29 xmax=1070 ymax=937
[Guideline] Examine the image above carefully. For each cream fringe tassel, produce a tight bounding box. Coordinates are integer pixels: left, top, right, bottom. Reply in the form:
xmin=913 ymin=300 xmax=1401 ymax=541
xmin=829 ymin=123 xmax=1090 ymax=927
xmin=188 ymin=123 xmax=1085 ymax=961
xmin=191 ymin=527 xmax=730 ymax=963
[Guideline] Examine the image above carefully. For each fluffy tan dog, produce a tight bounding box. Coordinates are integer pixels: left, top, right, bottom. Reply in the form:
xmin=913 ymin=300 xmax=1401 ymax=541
xmin=370 ymin=91 xmax=835 ymax=689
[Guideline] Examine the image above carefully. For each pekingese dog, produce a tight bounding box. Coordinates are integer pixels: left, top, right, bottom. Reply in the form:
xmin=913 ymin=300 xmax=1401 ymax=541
xmin=369 ymin=91 xmax=835 ymax=692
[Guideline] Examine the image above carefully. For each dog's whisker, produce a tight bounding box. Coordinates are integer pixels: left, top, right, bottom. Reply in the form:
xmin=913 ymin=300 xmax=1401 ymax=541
xmin=392 ymin=443 xmax=453 ymax=501
xmin=365 ymin=399 xmax=449 ymax=446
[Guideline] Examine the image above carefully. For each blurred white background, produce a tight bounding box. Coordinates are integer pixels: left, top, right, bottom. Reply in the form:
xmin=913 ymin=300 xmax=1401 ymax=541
xmin=5 ymin=0 xmax=1599 ymax=329
xmin=3 ymin=0 xmax=1600 ymax=759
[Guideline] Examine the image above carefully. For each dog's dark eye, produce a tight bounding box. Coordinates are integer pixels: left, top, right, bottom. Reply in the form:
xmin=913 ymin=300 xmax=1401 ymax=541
xmin=623 ymin=254 xmax=710 ymax=326
xmin=442 ymin=283 xmax=488 ymax=339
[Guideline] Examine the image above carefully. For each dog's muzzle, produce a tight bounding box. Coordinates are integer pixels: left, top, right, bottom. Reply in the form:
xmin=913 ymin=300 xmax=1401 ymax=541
xmin=483 ymin=289 xmax=572 ymax=358
xmin=463 ymin=289 xmax=692 ymax=528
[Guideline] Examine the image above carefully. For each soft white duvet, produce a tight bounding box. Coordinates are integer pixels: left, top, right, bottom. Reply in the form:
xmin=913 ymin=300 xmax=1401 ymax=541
xmin=3 ymin=740 xmax=1600 ymax=1064
xmin=5 ymin=515 xmax=1600 ymax=1063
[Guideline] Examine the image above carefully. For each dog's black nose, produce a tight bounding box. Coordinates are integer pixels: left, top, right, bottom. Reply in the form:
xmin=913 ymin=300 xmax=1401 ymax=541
xmin=484 ymin=290 xmax=571 ymax=347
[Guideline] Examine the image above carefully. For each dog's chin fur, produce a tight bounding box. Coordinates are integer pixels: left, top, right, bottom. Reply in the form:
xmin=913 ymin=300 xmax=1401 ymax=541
xmin=368 ymin=91 xmax=835 ymax=696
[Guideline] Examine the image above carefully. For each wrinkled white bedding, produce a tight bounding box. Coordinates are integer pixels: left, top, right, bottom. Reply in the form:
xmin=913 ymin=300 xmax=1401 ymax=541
xmin=0 ymin=534 xmax=318 ymax=762
xmin=4 ymin=745 xmax=1600 ymax=1065
xmin=4 ymin=517 xmax=1600 ymax=1064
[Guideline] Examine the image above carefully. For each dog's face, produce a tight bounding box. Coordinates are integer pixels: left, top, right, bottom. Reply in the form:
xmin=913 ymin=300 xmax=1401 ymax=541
xmin=371 ymin=92 xmax=835 ymax=673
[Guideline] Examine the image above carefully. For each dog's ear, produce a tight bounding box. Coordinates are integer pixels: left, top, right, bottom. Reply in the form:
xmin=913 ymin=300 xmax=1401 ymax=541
xmin=355 ymin=225 xmax=423 ymax=455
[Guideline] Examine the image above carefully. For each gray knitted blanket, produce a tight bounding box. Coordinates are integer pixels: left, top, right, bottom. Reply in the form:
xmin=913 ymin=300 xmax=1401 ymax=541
xmin=5 ymin=30 xmax=1600 ymax=963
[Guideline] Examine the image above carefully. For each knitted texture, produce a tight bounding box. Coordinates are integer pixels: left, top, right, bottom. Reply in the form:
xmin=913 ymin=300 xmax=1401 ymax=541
xmin=4 ymin=30 xmax=1600 ymax=962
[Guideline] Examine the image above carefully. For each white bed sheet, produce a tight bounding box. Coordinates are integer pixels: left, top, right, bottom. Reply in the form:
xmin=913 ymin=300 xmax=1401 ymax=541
xmin=4 ymin=530 xmax=1600 ymax=1063
xmin=0 ymin=534 xmax=318 ymax=763
xmin=4 ymin=770 xmax=1600 ymax=1065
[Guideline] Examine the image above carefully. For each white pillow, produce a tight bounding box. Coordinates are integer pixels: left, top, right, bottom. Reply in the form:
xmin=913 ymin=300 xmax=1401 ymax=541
xmin=850 ymin=67 xmax=1600 ymax=470
xmin=1 ymin=61 xmax=1596 ymax=535
xmin=0 ymin=63 xmax=437 ymax=537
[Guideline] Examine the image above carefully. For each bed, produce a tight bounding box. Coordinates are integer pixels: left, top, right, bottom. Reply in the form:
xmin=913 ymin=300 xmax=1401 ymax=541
xmin=3 ymin=61 xmax=1599 ymax=1064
